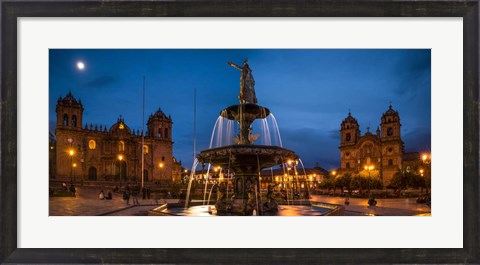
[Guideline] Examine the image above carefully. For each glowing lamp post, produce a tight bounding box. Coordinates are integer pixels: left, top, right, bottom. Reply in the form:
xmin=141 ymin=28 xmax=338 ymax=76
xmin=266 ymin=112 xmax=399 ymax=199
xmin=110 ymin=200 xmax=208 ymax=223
xmin=364 ymin=165 xmax=374 ymax=195
xmin=118 ymin=154 xmax=124 ymax=188
xmin=159 ymin=162 xmax=164 ymax=182
xmin=68 ymin=149 xmax=75 ymax=183
xmin=421 ymin=153 xmax=431 ymax=193
xmin=73 ymin=163 xmax=77 ymax=183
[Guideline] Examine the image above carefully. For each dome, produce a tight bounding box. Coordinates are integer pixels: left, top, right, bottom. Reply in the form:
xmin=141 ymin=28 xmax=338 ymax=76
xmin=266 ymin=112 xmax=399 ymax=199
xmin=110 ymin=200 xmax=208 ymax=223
xmin=341 ymin=112 xmax=359 ymax=129
xmin=381 ymin=104 xmax=400 ymax=123
xmin=109 ymin=116 xmax=131 ymax=135
xmin=384 ymin=104 xmax=399 ymax=116
xmin=148 ymin=107 xmax=172 ymax=123
xmin=57 ymin=91 xmax=83 ymax=109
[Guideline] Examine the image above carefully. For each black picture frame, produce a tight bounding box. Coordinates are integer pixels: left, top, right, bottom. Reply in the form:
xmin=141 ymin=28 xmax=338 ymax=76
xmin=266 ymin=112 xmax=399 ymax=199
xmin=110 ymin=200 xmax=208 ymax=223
xmin=1 ymin=1 xmax=478 ymax=264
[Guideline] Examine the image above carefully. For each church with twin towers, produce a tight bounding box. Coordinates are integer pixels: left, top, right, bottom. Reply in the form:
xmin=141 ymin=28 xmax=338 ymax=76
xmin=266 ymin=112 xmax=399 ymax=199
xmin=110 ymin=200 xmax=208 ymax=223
xmin=339 ymin=104 xmax=404 ymax=184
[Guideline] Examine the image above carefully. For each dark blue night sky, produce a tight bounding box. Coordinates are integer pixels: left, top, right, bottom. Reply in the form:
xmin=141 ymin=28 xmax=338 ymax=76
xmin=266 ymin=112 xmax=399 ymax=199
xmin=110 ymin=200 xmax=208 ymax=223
xmin=49 ymin=49 xmax=431 ymax=170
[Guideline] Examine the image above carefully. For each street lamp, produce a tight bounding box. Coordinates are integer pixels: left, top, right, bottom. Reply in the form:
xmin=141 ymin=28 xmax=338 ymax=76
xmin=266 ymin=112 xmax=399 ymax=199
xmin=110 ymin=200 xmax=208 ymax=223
xmin=364 ymin=165 xmax=374 ymax=195
xmin=73 ymin=163 xmax=77 ymax=183
xmin=118 ymin=154 xmax=124 ymax=188
xmin=159 ymin=162 xmax=164 ymax=182
xmin=421 ymin=153 xmax=431 ymax=193
xmin=68 ymin=149 xmax=75 ymax=183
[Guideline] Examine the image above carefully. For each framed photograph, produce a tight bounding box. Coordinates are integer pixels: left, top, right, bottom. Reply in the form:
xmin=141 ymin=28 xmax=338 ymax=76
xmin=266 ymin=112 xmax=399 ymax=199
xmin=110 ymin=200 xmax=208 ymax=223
xmin=1 ymin=1 xmax=478 ymax=264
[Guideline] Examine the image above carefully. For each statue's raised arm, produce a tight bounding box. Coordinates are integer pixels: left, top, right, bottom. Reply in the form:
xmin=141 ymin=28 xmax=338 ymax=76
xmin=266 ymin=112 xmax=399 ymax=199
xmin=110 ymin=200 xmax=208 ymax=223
xmin=227 ymin=62 xmax=242 ymax=71
xmin=228 ymin=59 xmax=257 ymax=104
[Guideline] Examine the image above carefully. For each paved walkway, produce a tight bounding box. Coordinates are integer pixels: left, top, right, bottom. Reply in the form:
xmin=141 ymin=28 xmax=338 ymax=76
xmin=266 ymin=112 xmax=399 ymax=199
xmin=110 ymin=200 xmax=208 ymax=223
xmin=50 ymin=187 xmax=431 ymax=216
xmin=49 ymin=187 xmax=165 ymax=216
xmin=311 ymin=195 xmax=431 ymax=216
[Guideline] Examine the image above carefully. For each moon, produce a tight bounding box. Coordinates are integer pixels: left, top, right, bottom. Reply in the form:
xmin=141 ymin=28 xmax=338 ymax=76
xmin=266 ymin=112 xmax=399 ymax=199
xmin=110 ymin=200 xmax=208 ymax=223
xmin=76 ymin=61 xmax=85 ymax=70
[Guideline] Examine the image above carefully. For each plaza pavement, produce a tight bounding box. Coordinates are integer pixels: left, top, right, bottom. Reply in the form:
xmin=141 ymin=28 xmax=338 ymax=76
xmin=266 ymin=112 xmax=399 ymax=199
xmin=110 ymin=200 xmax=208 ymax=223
xmin=49 ymin=187 xmax=169 ymax=216
xmin=50 ymin=187 xmax=431 ymax=216
xmin=311 ymin=195 xmax=431 ymax=216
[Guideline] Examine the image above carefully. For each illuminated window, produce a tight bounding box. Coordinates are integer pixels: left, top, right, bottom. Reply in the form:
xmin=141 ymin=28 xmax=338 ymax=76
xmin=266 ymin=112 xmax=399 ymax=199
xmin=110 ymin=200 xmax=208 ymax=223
xmin=89 ymin=140 xmax=96 ymax=149
xmin=119 ymin=123 xmax=125 ymax=129
xmin=118 ymin=141 xmax=125 ymax=152
xmin=143 ymin=145 xmax=149 ymax=154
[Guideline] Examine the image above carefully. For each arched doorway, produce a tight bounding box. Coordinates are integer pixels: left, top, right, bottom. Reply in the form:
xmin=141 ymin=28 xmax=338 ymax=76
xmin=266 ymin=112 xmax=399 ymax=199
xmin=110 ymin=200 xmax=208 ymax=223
xmin=88 ymin=167 xmax=97 ymax=181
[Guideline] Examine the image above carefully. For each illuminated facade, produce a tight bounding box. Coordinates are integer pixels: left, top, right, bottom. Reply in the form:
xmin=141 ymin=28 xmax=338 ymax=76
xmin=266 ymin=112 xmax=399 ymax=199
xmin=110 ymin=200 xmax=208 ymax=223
xmin=192 ymin=165 xmax=328 ymax=191
xmin=52 ymin=92 xmax=180 ymax=183
xmin=339 ymin=105 xmax=404 ymax=184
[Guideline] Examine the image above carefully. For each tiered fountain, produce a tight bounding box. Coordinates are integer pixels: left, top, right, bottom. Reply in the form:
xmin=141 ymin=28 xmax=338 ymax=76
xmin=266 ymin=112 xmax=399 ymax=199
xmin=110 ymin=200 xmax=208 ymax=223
xmin=196 ymin=60 xmax=298 ymax=215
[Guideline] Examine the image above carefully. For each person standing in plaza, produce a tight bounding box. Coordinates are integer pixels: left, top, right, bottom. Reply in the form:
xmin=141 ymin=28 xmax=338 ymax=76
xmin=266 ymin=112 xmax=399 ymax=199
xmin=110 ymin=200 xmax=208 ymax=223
xmin=69 ymin=183 xmax=76 ymax=196
xmin=99 ymin=190 xmax=105 ymax=200
xmin=131 ymin=183 xmax=140 ymax=205
xmin=105 ymin=191 xmax=112 ymax=200
xmin=124 ymin=184 xmax=131 ymax=205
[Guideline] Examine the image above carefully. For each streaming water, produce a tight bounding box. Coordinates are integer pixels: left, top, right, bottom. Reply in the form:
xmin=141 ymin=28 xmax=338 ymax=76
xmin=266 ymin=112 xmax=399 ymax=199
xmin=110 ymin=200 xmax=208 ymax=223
xmin=298 ymin=158 xmax=313 ymax=206
xmin=208 ymin=113 xmax=284 ymax=148
xmin=270 ymin=114 xmax=283 ymax=147
xmin=207 ymin=183 xmax=218 ymax=205
xmin=202 ymin=163 xmax=212 ymax=205
xmin=185 ymin=158 xmax=200 ymax=208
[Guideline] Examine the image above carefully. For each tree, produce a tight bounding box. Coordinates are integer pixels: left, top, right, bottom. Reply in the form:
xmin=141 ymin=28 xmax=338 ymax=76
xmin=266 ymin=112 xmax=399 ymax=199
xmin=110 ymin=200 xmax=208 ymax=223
xmin=358 ymin=169 xmax=381 ymax=193
xmin=335 ymin=173 xmax=352 ymax=195
xmin=351 ymin=174 xmax=368 ymax=194
xmin=389 ymin=170 xmax=424 ymax=193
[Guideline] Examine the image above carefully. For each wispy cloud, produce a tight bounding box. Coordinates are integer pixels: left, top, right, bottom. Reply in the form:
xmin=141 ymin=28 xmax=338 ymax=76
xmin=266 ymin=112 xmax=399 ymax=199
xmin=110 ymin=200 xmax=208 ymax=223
xmin=82 ymin=76 xmax=116 ymax=88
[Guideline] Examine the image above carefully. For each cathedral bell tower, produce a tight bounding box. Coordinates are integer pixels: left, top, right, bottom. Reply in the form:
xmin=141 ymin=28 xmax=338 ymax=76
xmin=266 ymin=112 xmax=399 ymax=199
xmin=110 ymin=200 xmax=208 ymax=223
xmin=147 ymin=107 xmax=173 ymax=141
xmin=340 ymin=112 xmax=360 ymax=146
xmin=55 ymin=91 xmax=84 ymax=130
xmin=380 ymin=104 xmax=404 ymax=178
xmin=380 ymin=104 xmax=401 ymax=141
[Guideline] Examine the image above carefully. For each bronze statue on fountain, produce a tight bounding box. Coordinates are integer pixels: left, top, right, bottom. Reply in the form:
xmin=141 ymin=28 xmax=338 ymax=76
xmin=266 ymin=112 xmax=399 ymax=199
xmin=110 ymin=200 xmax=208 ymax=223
xmin=263 ymin=183 xmax=279 ymax=212
xmin=197 ymin=59 xmax=298 ymax=215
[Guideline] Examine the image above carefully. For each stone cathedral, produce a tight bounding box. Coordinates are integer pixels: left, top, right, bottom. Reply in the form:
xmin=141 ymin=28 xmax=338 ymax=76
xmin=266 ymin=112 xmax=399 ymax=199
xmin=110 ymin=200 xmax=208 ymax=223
xmin=339 ymin=105 xmax=404 ymax=184
xmin=51 ymin=92 xmax=181 ymax=184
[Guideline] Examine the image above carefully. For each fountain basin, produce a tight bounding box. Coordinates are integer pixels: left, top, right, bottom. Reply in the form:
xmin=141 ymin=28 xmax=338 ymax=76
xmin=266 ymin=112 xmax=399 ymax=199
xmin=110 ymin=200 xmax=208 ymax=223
xmin=153 ymin=203 xmax=344 ymax=216
xmin=220 ymin=103 xmax=270 ymax=120
xmin=197 ymin=145 xmax=298 ymax=171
